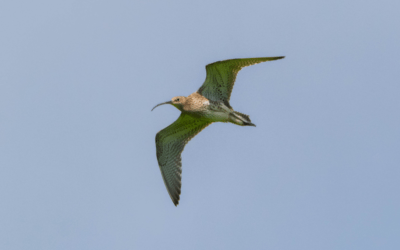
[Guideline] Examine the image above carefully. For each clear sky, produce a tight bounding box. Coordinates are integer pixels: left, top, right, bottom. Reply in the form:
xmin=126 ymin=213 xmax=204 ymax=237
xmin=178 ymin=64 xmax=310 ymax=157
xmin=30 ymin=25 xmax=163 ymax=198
xmin=1 ymin=0 xmax=399 ymax=249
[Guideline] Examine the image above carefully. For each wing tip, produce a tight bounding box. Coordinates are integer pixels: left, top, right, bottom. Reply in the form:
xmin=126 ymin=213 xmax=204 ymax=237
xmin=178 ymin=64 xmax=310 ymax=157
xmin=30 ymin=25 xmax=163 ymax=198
xmin=171 ymin=194 xmax=180 ymax=206
xmin=267 ymin=56 xmax=285 ymax=61
xmin=206 ymin=56 xmax=285 ymax=68
xmin=166 ymin=184 xmax=181 ymax=207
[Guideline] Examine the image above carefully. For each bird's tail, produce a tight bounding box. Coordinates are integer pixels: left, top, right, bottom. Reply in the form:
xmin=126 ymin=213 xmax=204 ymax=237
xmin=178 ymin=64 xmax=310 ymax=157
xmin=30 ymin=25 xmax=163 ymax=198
xmin=229 ymin=111 xmax=256 ymax=127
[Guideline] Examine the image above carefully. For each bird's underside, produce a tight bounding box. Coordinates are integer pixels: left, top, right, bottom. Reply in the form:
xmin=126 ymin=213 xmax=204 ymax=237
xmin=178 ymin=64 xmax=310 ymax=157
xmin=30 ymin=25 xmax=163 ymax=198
xmin=153 ymin=56 xmax=284 ymax=206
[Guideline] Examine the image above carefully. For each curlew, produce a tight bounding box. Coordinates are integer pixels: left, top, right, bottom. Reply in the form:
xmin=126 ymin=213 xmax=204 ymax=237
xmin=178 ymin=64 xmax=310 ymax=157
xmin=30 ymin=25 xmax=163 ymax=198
xmin=152 ymin=56 xmax=284 ymax=206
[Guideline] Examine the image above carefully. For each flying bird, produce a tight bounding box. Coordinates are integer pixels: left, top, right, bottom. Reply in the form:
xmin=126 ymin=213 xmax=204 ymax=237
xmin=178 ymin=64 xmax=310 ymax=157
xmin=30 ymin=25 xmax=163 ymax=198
xmin=152 ymin=56 xmax=284 ymax=206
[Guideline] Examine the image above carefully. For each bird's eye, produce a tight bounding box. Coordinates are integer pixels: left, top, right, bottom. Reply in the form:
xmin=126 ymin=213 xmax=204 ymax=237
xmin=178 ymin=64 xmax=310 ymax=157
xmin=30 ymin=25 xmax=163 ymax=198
xmin=176 ymin=98 xmax=180 ymax=102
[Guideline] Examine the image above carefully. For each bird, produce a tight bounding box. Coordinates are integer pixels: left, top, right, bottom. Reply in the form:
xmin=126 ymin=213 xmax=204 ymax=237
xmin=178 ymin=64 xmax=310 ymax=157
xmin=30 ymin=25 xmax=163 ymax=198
xmin=152 ymin=56 xmax=284 ymax=206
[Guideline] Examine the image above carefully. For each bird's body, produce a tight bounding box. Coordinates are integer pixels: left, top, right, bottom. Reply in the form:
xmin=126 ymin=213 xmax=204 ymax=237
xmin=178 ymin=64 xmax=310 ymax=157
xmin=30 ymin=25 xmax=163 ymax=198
xmin=152 ymin=56 xmax=284 ymax=206
xmin=179 ymin=92 xmax=235 ymax=123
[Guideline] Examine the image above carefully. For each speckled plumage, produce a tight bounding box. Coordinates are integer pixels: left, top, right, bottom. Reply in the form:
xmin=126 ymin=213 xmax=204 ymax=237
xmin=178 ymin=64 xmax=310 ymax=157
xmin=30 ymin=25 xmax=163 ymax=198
xmin=153 ymin=56 xmax=284 ymax=206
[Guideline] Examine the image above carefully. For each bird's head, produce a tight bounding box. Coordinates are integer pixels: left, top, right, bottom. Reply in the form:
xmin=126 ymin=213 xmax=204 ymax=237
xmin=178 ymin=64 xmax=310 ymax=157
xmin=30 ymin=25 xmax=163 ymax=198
xmin=152 ymin=96 xmax=187 ymax=111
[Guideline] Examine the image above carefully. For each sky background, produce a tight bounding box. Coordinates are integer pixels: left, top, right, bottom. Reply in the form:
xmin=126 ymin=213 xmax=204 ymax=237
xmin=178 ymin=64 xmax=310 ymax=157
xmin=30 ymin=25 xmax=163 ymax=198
xmin=1 ymin=0 xmax=399 ymax=249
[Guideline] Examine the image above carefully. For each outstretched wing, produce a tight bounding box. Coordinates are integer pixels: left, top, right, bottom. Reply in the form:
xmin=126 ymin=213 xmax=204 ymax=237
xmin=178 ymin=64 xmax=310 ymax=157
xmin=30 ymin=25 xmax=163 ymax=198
xmin=155 ymin=113 xmax=212 ymax=206
xmin=197 ymin=57 xmax=284 ymax=104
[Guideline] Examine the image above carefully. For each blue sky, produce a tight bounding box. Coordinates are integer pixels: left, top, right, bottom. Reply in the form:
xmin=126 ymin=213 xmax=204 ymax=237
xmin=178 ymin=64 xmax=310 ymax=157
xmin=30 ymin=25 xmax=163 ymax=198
xmin=1 ymin=0 xmax=399 ymax=249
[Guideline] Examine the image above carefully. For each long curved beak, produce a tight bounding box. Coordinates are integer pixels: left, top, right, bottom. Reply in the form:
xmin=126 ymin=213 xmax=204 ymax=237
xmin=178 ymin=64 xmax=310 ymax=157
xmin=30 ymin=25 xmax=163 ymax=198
xmin=151 ymin=101 xmax=172 ymax=111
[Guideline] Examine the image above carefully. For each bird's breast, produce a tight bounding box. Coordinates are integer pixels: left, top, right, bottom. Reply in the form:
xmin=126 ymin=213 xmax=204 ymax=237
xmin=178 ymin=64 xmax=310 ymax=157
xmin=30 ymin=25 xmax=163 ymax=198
xmin=183 ymin=93 xmax=210 ymax=112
